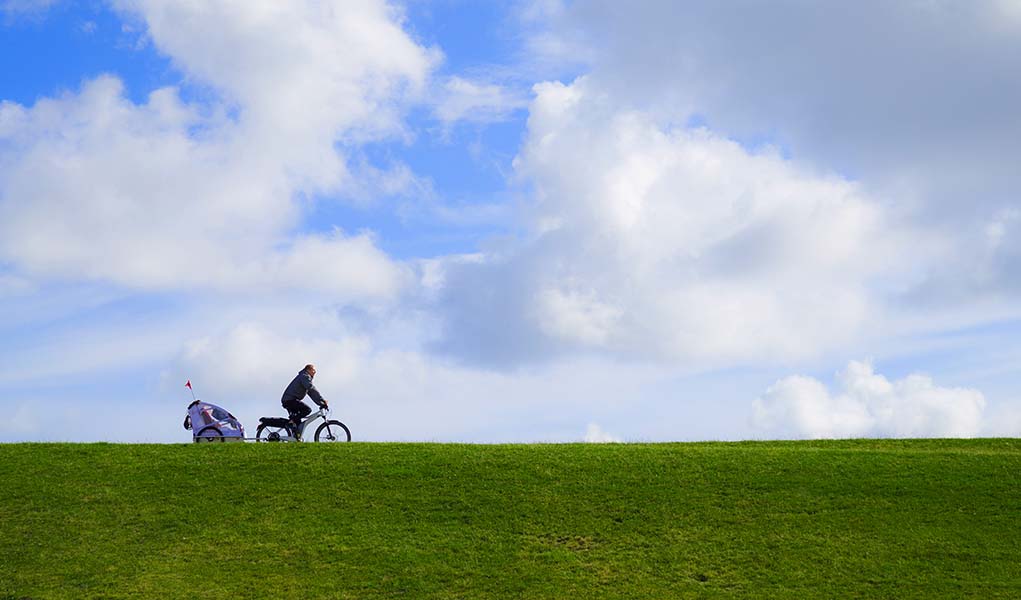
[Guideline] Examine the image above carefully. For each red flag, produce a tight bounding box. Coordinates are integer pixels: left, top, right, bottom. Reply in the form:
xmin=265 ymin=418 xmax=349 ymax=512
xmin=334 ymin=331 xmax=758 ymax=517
xmin=185 ymin=380 xmax=192 ymax=389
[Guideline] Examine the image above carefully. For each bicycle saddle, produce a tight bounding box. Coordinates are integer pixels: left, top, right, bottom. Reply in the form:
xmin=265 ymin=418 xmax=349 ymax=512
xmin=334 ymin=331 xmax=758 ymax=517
xmin=259 ymin=417 xmax=292 ymax=428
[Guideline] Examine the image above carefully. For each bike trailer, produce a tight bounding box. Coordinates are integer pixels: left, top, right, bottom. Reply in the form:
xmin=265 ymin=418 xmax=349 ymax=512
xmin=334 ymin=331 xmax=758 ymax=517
xmin=183 ymin=400 xmax=245 ymax=442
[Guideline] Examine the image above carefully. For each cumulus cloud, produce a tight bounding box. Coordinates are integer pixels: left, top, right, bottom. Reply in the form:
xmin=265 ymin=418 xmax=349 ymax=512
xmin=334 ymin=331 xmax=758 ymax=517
xmin=113 ymin=0 xmax=436 ymax=149
xmin=752 ymin=361 xmax=986 ymax=439
xmin=540 ymin=1 xmax=1021 ymax=187
xmin=534 ymin=1 xmax=1021 ymax=310
xmin=0 ymin=1 xmax=434 ymax=299
xmin=434 ymin=77 xmax=907 ymax=366
xmin=584 ymin=423 xmax=621 ymax=443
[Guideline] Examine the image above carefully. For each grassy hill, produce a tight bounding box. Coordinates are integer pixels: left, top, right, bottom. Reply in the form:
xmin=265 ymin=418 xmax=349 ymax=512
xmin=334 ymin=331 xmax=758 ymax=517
xmin=2 ymin=440 xmax=1020 ymax=599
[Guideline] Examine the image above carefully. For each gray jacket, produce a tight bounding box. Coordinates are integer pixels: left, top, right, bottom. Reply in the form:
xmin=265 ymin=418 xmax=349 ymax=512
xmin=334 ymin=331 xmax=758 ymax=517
xmin=281 ymin=371 xmax=325 ymax=407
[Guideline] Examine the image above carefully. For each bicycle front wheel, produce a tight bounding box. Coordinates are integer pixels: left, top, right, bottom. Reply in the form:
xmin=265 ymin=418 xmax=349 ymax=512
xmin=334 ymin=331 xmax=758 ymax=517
xmin=314 ymin=420 xmax=351 ymax=442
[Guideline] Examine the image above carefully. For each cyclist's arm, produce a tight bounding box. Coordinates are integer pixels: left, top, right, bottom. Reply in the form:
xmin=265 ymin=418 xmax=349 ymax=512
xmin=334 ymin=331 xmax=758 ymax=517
xmin=304 ymin=377 xmax=326 ymax=407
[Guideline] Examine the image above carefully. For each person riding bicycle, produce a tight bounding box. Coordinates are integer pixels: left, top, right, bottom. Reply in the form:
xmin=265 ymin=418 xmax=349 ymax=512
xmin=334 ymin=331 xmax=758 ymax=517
xmin=281 ymin=364 xmax=328 ymax=439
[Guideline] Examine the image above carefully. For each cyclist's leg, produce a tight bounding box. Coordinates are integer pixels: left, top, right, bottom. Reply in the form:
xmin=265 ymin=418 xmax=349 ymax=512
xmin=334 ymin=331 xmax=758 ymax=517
xmin=282 ymin=398 xmax=311 ymax=435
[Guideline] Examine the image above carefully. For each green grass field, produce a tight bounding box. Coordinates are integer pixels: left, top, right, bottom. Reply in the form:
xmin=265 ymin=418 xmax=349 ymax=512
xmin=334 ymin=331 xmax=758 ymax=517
xmin=2 ymin=440 xmax=1020 ymax=599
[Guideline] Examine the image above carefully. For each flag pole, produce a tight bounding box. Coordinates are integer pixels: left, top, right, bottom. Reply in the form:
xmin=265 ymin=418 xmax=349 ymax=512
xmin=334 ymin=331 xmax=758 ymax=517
xmin=186 ymin=380 xmax=197 ymax=402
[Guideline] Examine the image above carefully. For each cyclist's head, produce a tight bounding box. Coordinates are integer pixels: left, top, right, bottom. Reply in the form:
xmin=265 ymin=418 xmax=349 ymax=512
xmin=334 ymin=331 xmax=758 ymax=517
xmin=304 ymin=363 xmax=316 ymax=377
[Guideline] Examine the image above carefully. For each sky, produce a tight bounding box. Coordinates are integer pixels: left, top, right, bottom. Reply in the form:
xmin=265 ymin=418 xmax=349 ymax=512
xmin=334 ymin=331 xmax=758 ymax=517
xmin=1 ymin=0 xmax=1020 ymax=443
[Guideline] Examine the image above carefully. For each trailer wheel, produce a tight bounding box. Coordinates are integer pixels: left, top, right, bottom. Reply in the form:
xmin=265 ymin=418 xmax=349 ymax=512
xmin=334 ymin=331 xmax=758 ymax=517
xmin=195 ymin=426 xmax=223 ymax=442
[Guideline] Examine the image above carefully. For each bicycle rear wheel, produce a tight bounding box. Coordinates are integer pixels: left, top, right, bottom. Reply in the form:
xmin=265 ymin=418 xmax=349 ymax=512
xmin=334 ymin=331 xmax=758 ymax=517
xmin=314 ymin=420 xmax=351 ymax=442
xmin=256 ymin=422 xmax=296 ymax=442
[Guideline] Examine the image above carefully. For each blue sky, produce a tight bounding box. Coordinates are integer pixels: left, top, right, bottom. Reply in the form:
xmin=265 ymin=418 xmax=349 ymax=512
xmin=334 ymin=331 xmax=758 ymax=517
xmin=2 ymin=0 xmax=1021 ymax=442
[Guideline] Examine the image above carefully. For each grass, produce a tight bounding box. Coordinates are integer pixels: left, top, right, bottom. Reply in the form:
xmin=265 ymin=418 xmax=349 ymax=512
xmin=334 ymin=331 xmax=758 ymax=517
xmin=2 ymin=440 xmax=1021 ymax=598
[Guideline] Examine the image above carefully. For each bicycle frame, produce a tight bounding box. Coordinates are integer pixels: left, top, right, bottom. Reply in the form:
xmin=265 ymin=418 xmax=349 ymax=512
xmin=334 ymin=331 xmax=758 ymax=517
xmin=254 ymin=406 xmax=346 ymax=442
xmin=293 ymin=408 xmax=329 ymax=439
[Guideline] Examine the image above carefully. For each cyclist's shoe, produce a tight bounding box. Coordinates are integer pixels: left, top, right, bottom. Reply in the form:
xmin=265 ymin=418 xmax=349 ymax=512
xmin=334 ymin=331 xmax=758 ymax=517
xmin=289 ymin=422 xmax=301 ymax=440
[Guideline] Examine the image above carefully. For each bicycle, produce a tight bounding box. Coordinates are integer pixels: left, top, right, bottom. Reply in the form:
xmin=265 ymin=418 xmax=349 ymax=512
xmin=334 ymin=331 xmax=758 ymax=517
xmin=255 ymin=406 xmax=351 ymax=442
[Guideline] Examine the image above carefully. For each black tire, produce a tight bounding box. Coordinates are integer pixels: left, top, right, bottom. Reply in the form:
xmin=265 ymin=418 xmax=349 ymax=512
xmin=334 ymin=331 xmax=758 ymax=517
xmin=256 ymin=422 xmax=294 ymax=442
xmin=195 ymin=426 xmax=223 ymax=443
xmin=314 ymin=420 xmax=351 ymax=442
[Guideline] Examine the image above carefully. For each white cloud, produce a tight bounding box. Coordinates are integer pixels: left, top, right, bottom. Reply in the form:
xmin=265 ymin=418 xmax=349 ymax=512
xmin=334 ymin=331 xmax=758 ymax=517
xmin=534 ymin=286 xmax=622 ymax=347
xmin=584 ymin=423 xmax=621 ymax=443
xmin=113 ymin=0 xmax=437 ymax=151
xmin=752 ymin=361 xmax=987 ymax=439
xmin=434 ymin=77 xmax=909 ymax=366
xmin=433 ymin=76 xmax=528 ymax=125
xmin=0 ymin=1 xmax=435 ymax=299
xmin=533 ymin=2 xmax=1021 ymax=311
xmin=538 ymin=1 xmax=1021 ymax=182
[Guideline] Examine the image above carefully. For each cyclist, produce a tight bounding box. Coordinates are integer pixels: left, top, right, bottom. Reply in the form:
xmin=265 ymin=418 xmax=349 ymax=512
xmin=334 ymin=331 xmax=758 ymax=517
xmin=281 ymin=364 xmax=328 ymax=439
